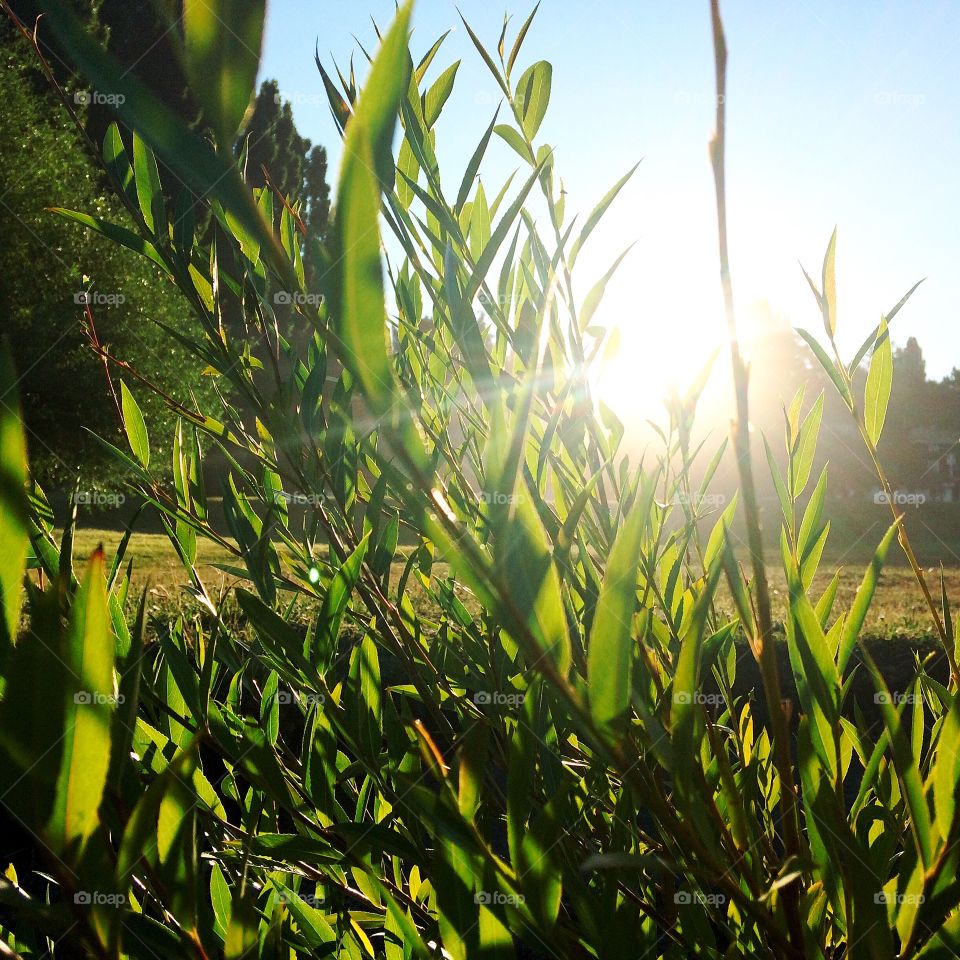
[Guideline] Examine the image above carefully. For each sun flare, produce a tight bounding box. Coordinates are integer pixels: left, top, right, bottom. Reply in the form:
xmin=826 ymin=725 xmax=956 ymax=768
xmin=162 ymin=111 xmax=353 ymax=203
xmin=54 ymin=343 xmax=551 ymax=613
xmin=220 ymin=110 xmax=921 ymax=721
xmin=585 ymin=266 xmax=729 ymax=424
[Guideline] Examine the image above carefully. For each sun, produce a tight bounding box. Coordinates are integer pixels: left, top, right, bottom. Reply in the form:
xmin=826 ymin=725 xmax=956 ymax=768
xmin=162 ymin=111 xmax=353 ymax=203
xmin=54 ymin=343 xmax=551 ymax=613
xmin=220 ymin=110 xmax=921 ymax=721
xmin=584 ymin=265 xmax=729 ymax=426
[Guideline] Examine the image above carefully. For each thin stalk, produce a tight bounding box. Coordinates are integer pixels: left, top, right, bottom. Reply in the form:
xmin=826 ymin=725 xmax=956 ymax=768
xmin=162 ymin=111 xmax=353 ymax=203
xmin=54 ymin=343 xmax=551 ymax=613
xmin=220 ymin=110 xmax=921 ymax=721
xmin=707 ymin=1 xmax=806 ymax=953
xmin=845 ymin=383 xmax=960 ymax=686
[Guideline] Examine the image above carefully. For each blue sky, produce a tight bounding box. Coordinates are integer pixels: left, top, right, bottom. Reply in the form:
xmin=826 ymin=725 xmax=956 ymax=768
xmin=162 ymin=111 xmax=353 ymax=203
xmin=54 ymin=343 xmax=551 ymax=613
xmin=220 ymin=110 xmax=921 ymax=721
xmin=260 ymin=0 xmax=960 ymax=399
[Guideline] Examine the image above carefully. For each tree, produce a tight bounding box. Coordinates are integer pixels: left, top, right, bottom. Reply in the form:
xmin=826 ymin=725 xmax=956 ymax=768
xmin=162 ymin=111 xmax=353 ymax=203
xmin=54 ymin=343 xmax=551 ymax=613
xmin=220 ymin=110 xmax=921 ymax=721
xmin=242 ymin=79 xmax=331 ymax=240
xmin=0 ymin=25 xmax=209 ymax=487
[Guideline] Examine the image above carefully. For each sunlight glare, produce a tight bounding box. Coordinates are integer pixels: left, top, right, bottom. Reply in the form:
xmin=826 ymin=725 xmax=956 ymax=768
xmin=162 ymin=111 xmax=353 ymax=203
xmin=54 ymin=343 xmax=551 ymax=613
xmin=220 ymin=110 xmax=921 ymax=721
xmin=586 ymin=260 xmax=728 ymax=425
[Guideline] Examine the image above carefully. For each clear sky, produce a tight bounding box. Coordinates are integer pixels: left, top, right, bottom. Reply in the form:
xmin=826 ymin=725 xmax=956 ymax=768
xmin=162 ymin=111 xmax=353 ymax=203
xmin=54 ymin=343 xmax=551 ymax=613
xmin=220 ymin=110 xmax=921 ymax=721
xmin=260 ymin=0 xmax=960 ymax=405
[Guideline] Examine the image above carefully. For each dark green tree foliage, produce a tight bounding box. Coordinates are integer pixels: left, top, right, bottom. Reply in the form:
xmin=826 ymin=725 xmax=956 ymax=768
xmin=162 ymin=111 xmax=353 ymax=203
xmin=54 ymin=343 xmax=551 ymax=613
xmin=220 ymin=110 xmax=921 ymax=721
xmin=0 ymin=26 xmax=206 ymax=486
xmin=243 ymin=79 xmax=330 ymax=239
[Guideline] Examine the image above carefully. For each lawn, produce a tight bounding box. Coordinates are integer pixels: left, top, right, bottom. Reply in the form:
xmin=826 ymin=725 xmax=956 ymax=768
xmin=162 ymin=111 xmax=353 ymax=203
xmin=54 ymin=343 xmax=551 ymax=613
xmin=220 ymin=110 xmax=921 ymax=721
xmin=68 ymin=527 xmax=959 ymax=641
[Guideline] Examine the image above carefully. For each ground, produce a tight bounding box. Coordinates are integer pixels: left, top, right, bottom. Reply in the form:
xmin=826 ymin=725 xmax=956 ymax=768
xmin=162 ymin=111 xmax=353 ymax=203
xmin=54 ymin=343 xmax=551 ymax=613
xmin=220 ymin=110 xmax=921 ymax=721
xmin=65 ymin=528 xmax=960 ymax=641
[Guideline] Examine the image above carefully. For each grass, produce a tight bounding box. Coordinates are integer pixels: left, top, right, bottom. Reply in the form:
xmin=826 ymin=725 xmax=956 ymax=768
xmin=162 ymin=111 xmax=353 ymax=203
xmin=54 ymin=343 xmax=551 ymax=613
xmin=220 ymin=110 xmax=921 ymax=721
xmin=69 ymin=527 xmax=960 ymax=641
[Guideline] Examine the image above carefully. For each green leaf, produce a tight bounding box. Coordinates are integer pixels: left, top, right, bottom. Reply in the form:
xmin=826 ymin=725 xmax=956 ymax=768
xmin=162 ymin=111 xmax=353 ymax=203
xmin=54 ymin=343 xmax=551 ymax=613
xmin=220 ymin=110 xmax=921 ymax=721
xmin=864 ymin=316 xmax=893 ymax=446
xmin=837 ymin=521 xmax=898 ymax=672
xmin=468 ymin=181 xmax=491 ymax=262
xmin=763 ymin=435 xmax=792 ymax=526
xmin=331 ymin=5 xmax=413 ymax=415
xmin=116 ymin=742 xmax=196 ymax=884
xmin=455 ymin=107 xmax=500 ymax=212
xmin=797 ymin=464 xmax=828 ymax=559
xmin=49 ymin=549 xmax=115 ymax=853
xmin=457 ymin=12 xmax=510 ymax=98
xmin=821 ymin=227 xmax=837 ymax=338
xmin=796 ymin=327 xmax=852 ymax=407
xmin=423 ymin=60 xmax=459 ymax=128
xmin=494 ymin=123 xmax=534 ymax=163
xmin=315 ymin=532 xmax=370 ymax=668
xmin=0 ymin=345 xmax=29 ymax=646
xmin=236 ymin=589 xmax=316 ymax=679
xmin=50 ymin=208 xmax=169 ymax=272
xmin=494 ymin=492 xmax=571 ymax=676
xmin=588 ymin=487 xmax=650 ymax=730
xmin=120 ymin=382 xmax=150 ymax=468
xmin=209 ymin=863 xmax=231 ymax=942
xmin=183 ymin=0 xmax=265 ymax=146
xmin=850 ymin=278 xmax=924 ymax=371
xmin=513 ymin=60 xmax=552 ymax=139
xmin=507 ymin=2 xmax=542 ymax=75
xmin=132 ymin=132 xmax=165 ymax=236
xmin=346 ymin=634 xmax=382 ymax=760
xmin=865 ymin=648 xmax=935 ymax=868
xmin=273 ymin=884 xmax=336 ymax=949
xmin=37 ymin=0 xmax=292 ymax=284
xmin=570 ymin=163 xmax=640 ymax=268
xmin=790 ymin=391 xmax=823 ymax=498
xmin=579 ymin=245 xmax=634 ymax=331
xmin=671 ymin=559 xmax=723 ymax=795
xmin=933 ymin=692 xmax=960 ymax=845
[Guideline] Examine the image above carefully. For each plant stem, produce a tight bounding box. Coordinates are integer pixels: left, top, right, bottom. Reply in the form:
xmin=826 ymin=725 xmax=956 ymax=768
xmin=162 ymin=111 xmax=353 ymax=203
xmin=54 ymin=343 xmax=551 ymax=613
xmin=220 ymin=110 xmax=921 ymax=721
xmin=707 ymin=1 xmax=807 ymax=953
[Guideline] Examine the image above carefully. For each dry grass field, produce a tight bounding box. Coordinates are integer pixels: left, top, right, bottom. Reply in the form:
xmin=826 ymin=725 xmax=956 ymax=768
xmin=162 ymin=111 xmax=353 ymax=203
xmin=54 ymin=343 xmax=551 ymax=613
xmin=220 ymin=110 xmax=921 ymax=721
xmin=65 ymin=527 xmax=960 ymax=641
